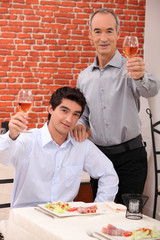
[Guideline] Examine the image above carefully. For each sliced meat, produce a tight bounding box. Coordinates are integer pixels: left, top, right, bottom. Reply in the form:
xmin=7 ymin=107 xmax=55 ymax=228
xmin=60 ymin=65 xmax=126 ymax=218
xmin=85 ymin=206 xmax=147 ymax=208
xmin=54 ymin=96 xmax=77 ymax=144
xmin=102 ymin=224 xmax=125 ymax=236
xmin=77 ymin=205 xmax=97 ymax=214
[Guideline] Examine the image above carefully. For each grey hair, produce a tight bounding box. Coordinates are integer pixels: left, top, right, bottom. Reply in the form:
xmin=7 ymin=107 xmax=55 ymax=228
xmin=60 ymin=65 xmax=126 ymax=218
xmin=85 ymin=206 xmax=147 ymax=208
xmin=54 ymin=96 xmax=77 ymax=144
xmin=89 ymin=8 xmax=120 ymax=33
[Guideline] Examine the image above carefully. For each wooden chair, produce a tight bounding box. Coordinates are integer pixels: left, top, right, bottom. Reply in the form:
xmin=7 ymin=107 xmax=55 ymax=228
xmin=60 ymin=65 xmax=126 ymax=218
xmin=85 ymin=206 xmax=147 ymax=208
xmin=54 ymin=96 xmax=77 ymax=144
xmin=0 ymin=178 xmax=14 ymax=209
xmin=146 ymin=108 xmax=160 ymax=218
xmin=0 ymin=121 xmax=14 ymax=211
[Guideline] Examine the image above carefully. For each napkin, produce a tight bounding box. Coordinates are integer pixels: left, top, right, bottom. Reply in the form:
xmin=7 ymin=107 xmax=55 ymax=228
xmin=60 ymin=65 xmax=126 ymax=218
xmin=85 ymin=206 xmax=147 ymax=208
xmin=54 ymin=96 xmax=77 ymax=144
xmin=105 ymin=202 xmax=126 ymax=212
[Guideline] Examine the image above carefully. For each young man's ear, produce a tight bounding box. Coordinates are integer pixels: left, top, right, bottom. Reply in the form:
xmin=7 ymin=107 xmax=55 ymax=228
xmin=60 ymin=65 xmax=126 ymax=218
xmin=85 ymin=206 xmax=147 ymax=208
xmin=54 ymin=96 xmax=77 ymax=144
xmin=47 ymin=104 xmax=53 ymax=114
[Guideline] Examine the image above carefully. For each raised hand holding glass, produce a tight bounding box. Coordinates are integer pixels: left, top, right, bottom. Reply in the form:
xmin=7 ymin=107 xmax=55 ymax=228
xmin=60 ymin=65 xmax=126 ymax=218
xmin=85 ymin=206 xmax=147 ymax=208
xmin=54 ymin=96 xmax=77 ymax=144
xmin=122 ymin=36 xmax=138 ymax=78
xmin=17 ymin=89 xmax=33 ymax=133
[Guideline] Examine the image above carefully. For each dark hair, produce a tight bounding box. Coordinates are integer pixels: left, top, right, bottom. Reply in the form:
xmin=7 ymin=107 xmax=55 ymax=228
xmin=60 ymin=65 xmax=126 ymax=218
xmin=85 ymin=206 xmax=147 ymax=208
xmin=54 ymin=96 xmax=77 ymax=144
xmin=48 ymin=86 xmax=86 ymax=121
xmin=89 ymin=8 xmax=120 ymax=33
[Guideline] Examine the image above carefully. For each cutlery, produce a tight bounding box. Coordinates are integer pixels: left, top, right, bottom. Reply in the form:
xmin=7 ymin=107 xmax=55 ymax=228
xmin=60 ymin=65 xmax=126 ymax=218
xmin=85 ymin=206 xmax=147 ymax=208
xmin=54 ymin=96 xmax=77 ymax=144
xmin=34 ymin=207 xmax=55 ymax=219
xmin=87 ymin=230 xmax=103 ymax=240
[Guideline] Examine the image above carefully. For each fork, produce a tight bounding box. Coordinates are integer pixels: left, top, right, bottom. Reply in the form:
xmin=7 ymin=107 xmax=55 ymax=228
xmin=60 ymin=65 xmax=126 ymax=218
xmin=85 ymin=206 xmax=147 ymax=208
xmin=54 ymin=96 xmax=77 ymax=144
xmin=87 ymin=230 xmax=102 ymax=240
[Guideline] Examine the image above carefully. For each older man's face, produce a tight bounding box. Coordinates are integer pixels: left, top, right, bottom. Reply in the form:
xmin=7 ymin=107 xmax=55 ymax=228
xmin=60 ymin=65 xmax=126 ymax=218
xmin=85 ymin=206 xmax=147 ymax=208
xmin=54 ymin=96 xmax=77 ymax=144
xmin=90 ymin=13 xmax=119 ymax=63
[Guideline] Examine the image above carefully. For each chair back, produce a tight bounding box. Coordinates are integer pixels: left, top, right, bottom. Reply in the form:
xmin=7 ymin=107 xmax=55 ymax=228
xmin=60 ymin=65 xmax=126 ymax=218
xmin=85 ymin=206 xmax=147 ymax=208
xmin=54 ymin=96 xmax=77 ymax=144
xmin=146 ymin=108 xmax=160 ymax=218
xmin=0 ymin=121 xmax=14 ymax=219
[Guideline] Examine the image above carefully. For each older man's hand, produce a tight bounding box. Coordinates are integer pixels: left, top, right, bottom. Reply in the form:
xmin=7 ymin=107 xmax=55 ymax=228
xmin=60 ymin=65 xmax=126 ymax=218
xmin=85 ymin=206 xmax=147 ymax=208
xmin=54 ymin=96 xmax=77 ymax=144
xmin=126 ymin=57 xmax=145 ymax=80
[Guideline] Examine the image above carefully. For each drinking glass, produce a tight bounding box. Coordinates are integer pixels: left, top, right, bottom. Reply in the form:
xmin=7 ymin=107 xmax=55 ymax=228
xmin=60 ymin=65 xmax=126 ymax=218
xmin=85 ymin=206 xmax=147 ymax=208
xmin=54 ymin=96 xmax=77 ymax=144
xmin=17 ymin=89 xmax=33 ymax=133
xmin=122 ymin=193 xmax=149 ymax=220
xmin=0 ymin=128 xmax=6 ymax=134
xmin=122 ymin=36 xmax=139 ymax=78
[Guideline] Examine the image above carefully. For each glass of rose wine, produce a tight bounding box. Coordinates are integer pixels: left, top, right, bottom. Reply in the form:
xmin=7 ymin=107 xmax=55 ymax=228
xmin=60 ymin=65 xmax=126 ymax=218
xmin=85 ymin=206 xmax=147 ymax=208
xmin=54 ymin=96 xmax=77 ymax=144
xmin=122 ymin=35 xmax=138 ymax=78
xmin=17 ymin=89 xmax=33 ymax=133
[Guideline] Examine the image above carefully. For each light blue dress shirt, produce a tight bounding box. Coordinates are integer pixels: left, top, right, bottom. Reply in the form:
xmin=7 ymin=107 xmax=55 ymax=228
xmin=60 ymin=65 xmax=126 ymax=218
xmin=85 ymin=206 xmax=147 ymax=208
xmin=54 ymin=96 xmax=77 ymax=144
xmin=0 ymin=123 xmax=118 ymax=208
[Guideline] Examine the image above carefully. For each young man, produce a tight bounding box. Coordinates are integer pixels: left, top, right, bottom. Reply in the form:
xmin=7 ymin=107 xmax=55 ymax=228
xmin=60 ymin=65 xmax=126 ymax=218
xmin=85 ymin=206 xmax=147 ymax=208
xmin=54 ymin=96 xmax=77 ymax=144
xmin=0 ymin=87 xmax=118 ymax=208
xmin=72 ymin=9 xmax=160 ymax=203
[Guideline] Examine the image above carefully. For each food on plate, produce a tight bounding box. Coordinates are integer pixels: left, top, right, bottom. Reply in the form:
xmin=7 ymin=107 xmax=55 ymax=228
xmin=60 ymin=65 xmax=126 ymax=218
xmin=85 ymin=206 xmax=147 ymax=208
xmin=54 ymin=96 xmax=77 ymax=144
xmin=45 ymin=201 xmax=71 ymax=214
xmin=77 ymin=204 xmax=98 ymax=214
xmin=105 ymin=202 xmax=126 ymax=212
xmin=101 ymin=224 xmax=160 ymax=239
xmin=131 ymin=226 xmax=160 ymax=240
xmin=102 ymin=224 xmax=132 ymax=236
xmin=45 ymin=201 xmax=98 ymax=214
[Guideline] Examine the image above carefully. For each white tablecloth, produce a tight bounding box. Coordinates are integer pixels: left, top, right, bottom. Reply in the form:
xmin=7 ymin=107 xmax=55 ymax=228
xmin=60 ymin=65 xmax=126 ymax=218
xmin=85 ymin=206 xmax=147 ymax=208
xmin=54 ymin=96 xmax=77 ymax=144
xmin=3 ymin=202 xmax=160 ymax=240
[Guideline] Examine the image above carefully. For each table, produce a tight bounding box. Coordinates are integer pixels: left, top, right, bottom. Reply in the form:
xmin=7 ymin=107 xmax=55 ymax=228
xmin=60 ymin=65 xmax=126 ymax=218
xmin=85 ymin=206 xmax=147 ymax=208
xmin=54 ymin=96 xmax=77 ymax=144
xmin=3 ymin=202 xmax=160 ymax=240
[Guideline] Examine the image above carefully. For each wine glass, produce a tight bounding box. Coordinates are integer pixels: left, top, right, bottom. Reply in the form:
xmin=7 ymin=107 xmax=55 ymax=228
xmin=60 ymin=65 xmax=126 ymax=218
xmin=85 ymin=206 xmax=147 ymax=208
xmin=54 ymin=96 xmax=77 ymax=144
xmin=17 ymin=89 xmax=33 ymax=132
xmin=122 ymin=36 xmax=138 ymax=78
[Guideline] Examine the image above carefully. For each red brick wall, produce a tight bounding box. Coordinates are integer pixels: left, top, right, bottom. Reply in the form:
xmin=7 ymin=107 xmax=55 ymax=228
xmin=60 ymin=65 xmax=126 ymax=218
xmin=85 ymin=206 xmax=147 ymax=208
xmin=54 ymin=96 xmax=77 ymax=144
xmin=0 ymin=0 xmax=146 ymax=128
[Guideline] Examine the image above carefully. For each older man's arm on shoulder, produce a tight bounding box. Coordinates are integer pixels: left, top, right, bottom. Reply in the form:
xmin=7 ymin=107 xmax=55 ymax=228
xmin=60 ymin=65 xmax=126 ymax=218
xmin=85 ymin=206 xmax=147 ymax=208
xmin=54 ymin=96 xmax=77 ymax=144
xmin=71 ymin=104 xmax=90 ymax=142
xmin=84 ymin=140 xmax=119 ymax=202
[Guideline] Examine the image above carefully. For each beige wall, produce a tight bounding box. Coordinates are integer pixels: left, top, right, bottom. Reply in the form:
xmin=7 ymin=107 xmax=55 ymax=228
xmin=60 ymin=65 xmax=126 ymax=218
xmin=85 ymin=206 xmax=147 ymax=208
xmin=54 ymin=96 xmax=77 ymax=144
xmin=142 ymin=0 xmax=160 ymax=219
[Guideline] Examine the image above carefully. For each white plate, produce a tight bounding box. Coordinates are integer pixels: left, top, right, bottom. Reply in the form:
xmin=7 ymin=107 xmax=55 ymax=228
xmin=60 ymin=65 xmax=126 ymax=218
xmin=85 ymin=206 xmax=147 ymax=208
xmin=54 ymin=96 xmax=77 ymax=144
xmin=38 ymin=202 xmax=106 ymax=218
xmin=94 ymin=223 xmax=160 ymax=240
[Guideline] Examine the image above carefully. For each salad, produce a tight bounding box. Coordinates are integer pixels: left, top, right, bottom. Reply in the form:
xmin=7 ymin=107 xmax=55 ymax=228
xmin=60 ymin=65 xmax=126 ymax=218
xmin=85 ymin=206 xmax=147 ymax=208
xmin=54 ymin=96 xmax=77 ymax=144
xmin=45 ymin=201 xmax=72 ymax=214
xmin=131 ymin=226 xmax=160 ymax=240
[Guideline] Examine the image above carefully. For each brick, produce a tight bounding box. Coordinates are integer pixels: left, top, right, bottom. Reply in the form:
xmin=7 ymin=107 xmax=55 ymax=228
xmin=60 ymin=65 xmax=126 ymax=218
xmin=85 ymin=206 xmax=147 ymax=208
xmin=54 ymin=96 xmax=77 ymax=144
xmin=26 ymin=0 xmax=39 ymax=4
xmin=56 ymin=18 xmax=71 ymax=24
xmin=26 ymin=16 xmax=41 ymax=21
xmin=13 ymin=51 xmax=28 ymax=56
xmin=54 ymin=52 xmax=66 ymax=57
xmin=40 ymin=79 xmax=54 ymax=85
xmin=9 ymin=21 xmax=23 ymax=26
xmin=61 ymin=1 xmax=75 ymax=7
xmin=36 ymin=11 xmax=52 ymax=17
xmin=0 ymin=20 xmax=8 ymax=26
xmin=1 ymin=33 xmax=16 ymax=38
xmin=24 ymin=22 xmax=39 ymax=27
xmin=1 ymin=26 xmax=22 ymax=32
xmin=54 ymin=13 xmax=75 ymax=18
xmin=24 ymin=9 xmax=35 ymax=15
xmin=17 ymin=45 xmax=31 ymax=50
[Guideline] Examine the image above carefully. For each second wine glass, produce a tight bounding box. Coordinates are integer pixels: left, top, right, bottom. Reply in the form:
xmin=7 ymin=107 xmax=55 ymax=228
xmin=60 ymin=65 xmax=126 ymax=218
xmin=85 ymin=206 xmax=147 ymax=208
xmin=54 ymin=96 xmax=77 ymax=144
xmin=17 ymin=89 xmax=33 ymax=132
xmin=122 ymin=36 xmax=139 ymax=78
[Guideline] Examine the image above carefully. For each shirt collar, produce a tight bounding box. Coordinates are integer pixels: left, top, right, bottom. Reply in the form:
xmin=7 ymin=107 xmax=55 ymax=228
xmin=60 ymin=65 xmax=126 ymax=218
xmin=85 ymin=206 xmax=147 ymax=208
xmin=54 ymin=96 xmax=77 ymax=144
xmin=40 ymin=122 xmax=76 ymax=147
xmin=91 ymin=50 xmax=123 ymax=71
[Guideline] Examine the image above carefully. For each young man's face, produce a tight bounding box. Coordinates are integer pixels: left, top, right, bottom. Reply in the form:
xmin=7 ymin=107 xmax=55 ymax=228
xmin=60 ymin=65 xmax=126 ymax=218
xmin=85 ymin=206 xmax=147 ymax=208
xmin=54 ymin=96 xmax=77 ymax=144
xmin=90 ymin=13 xmax=119 ymax=61
xmin=48 ymin=98 xmax=82 ymax=138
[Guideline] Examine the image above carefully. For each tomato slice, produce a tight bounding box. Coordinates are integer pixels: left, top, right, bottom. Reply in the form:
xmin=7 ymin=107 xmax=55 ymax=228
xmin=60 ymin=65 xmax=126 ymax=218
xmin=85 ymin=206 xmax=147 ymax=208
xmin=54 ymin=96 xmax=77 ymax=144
xmin=136 ymin=228 xmax=152 ymax=235
xmin=124 ymin=231 xmax=132 ymax=237
xmin=67 ymin=207 xmax=78 ymax=212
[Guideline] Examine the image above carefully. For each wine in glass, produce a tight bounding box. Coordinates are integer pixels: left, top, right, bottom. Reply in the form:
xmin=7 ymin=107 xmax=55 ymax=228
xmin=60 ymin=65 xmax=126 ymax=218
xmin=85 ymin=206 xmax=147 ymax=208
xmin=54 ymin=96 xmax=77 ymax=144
xmin=17 ymin=89 xmax=33 ymax=132
xmin=122 ymin=36 xmax=138 ymax=78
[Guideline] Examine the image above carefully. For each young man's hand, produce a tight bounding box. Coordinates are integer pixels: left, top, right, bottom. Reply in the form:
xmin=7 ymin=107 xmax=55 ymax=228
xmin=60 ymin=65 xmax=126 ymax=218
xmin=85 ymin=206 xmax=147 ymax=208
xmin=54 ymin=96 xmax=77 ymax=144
xmin=9 ymin=112 xmax=28 ymax=140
